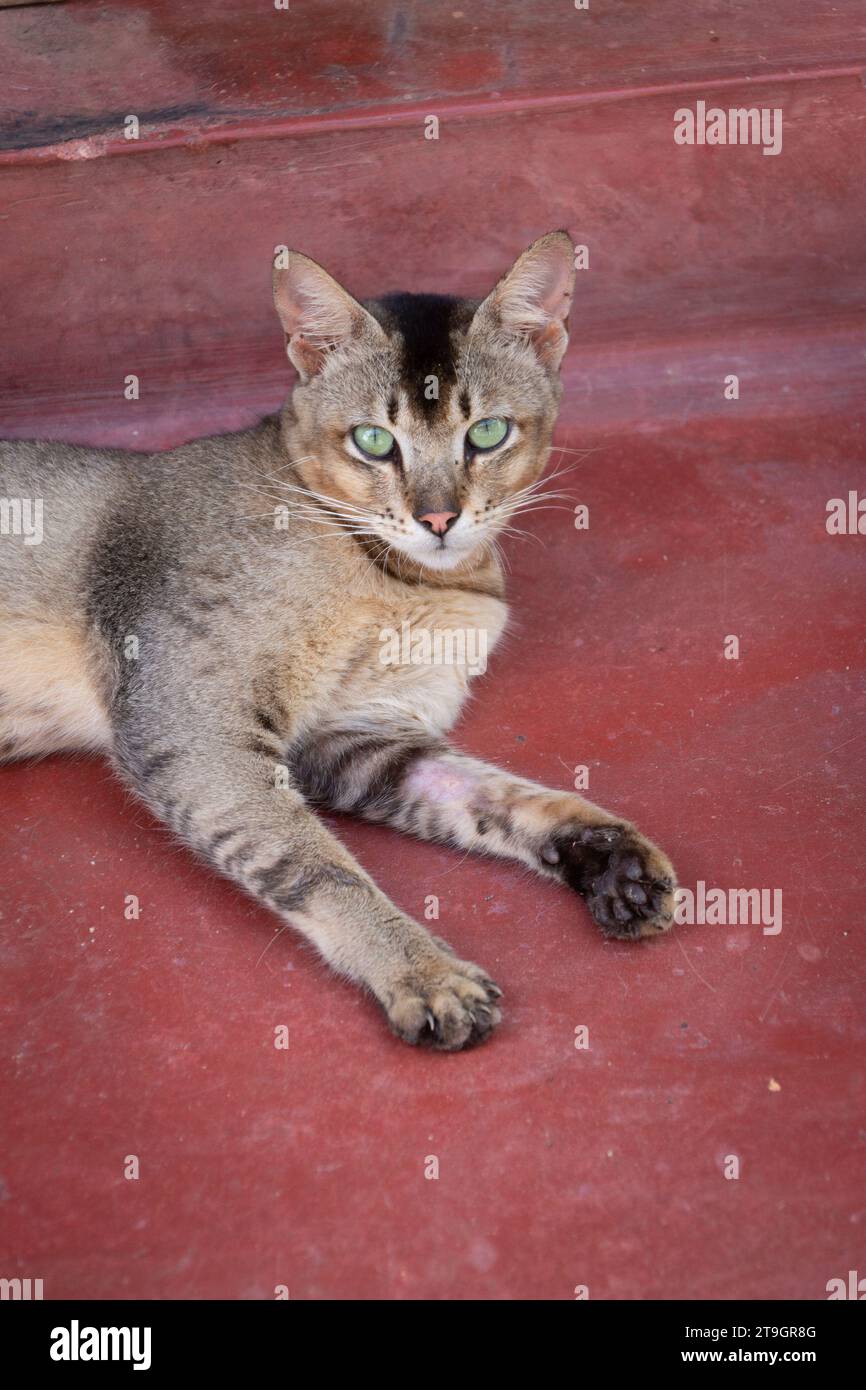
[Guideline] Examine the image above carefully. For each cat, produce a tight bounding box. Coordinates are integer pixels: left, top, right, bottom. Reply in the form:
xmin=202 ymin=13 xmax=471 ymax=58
xmin=0 ymin=231 xmax=676 ymax=1050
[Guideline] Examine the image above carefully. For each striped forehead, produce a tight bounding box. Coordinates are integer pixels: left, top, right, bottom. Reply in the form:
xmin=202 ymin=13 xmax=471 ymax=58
xmin=371 ymin=292 xmax=475 ymax=421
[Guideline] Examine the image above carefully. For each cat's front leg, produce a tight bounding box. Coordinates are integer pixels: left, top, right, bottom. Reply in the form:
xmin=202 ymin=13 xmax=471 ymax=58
xmin=409 ymin=751 xmax=677 ymax=939
xmin=117 ymin=731 xmax=501 ymax=1049
xmin=403 ymin=751 xmax=676 ymax=940
xmin=296 ymin=734 xmax=676 ymax=940
xmin=535 ymin=820 xmax=675 ymax=940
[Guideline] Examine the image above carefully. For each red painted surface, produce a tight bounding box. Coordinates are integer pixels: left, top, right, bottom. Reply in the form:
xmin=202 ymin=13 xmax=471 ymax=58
xmin=2 ymin=0 xmax=864 ymax=163
xmin=1 ymin=1 xmax=865 ymax=1300
xmin=3 ymin=416 xmax=864 ymax=1300
xmin=1 ymin=1 xmax=866 ymax=445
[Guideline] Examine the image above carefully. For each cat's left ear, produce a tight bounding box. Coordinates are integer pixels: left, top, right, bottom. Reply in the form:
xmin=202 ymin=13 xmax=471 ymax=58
xmin=473 ymin=231 xmax=576 ymax=371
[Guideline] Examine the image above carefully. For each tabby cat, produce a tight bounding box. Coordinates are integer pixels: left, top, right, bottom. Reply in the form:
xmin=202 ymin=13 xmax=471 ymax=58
xmin=0 ymin=232 xmax=676 ymax=1050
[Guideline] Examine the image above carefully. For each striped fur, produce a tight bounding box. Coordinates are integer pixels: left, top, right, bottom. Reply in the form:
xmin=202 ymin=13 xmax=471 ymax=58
xmin=0 ymin=233 xmax=676 ymax=1050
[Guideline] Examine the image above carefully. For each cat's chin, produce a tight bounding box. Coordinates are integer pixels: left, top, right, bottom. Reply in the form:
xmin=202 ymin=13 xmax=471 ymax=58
xmin=418 ymin=548 xmax=472 ymax=573
xmin=394 ymin=539 xmax=483 ymax=574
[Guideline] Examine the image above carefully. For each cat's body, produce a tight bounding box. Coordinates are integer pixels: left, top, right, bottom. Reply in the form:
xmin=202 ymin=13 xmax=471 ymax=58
xmin=0 ymin=234 xmax=676 ymax=1049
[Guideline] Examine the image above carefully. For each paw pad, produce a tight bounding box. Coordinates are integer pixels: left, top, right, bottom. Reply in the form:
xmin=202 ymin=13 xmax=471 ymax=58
xmin=547 ymin=821 xmax=676 ymax=942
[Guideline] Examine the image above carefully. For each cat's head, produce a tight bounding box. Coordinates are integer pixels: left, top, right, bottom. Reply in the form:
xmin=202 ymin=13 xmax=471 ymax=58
xmin=273 ymin=232 xmax=574 ymax=573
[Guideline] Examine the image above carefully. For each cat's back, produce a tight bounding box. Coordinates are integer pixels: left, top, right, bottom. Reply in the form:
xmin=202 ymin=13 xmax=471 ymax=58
xmin=0 ymin=437 xmax=130 ymax=614
xmin=0 ymin=427 xmax=264 ymax=759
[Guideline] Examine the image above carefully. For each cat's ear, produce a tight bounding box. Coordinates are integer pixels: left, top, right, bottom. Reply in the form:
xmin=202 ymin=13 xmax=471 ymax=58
xmin=473 ymin=231 xmax=575 ymax=371
xmin=273 ymin=251 xmax=386 ymax=382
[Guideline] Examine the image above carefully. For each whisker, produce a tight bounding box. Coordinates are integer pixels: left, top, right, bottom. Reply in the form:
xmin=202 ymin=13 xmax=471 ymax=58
xmin=507 ymin=466 xmax=581 ymax=499
xmin=545 ymin=444 xmax=605 ymax=460
xmin=286 ymin=507 xmax=383 ymax=530
xmin=500 ymin=494 xmax=575 ymax=511
xmin=484 ymin=534 xmax=512 ymax=575
xmin=501 ymin=489 xmax=577 ymax=507
xmin=266 ymin=455 xmax=317 ymax=475
xmin=273 ymin=480 xmax=379 ymax=520
xmin=497 ymin=529 xmax=546 ymax=550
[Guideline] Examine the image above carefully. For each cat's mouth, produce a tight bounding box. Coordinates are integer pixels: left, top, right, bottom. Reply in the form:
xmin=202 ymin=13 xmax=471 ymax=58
xmin=390 ymin=521 xmax=485 ymax=572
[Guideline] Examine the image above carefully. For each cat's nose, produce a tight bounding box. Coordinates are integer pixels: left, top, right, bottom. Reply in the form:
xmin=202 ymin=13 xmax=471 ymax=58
xmin=416 ymin=510 xmax=459 ymax=536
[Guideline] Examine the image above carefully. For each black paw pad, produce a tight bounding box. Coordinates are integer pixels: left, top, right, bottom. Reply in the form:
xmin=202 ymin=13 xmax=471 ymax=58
xmin=544 ymin=823 xmax=674 ymax=941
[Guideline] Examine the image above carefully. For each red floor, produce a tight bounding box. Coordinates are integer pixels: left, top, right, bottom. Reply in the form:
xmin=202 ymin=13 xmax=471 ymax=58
xmin=1 ymin=1 xmax=865 ymax=1301
xmin=3 ymin=415 xmax=864 ymax=1300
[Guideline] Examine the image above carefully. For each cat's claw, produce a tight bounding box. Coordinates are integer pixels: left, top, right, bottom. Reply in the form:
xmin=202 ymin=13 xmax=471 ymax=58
xmin=383 ymin=952 xmax=502 ymax=1051
xmin=543 ymin=821 xmax=677 ymax=940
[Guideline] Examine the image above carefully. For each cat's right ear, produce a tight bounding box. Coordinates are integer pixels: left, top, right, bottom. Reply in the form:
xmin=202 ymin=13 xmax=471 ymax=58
xmin=272 ymin=251 xmax=386 ymax=382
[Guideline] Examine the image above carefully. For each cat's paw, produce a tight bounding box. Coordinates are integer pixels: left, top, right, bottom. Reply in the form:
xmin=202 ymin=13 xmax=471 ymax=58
xmin=542 ymin=821 xmax=676 ymax=941
xmin=383 ymin=951 xmax=502 ymax=1051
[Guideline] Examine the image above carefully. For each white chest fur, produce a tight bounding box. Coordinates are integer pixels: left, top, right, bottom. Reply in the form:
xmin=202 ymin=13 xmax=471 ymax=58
xmin=334 ymin=591 xmax=508 ymax=740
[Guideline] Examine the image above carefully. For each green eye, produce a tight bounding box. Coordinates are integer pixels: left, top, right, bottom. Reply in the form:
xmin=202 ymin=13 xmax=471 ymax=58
xmin=467 ymin=417 xmax=509 ymax=451
xmin=352 ymin=424 xmax=395 ymax=458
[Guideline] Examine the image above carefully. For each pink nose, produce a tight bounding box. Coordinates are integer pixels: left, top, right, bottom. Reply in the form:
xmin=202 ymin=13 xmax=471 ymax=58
xmin=418 ymin=511 xmax=458 ymax=536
